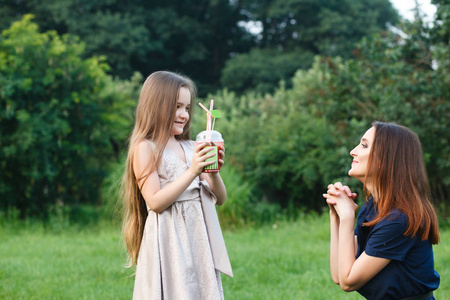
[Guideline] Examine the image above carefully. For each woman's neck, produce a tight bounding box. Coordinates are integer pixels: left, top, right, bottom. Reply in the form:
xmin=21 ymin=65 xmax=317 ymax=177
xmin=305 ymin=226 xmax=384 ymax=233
xmin=365 ymin=182 xmax=378 ymax=202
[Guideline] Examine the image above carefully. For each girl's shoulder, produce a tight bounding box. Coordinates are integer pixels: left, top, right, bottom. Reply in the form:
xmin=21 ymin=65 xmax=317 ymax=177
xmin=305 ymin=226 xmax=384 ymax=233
xmin=132 ymin=139 xmax=159 ymax=180
xmin=135 ymin=139 xmax=157 ymax=157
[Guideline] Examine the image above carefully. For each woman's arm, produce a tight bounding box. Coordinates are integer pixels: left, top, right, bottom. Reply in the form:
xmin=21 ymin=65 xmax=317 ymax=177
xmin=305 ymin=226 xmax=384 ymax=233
xmin=326 ymin=183 xmax=358 ymax=284
xmin=329 ymin=208 xmax=340 ymax=284
xmin=135 ymin=141 xmax=215 ymax=213
xmin=324 ymin=184 xmax=391 ymax=291
xmin=339 ymin=252 xmax=391 ymax=291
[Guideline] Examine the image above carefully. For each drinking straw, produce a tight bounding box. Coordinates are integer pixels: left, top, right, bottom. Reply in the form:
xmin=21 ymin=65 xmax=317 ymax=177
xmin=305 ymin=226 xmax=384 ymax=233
xmin=209 ymin=99 xmax=214 ymax=118
xmin=198 ymin=102 xmax=212 ymax=131
xmin=208 ymin=100 xmax=214 ymax=131
xmin=198 ymin=102 xmax=210 ymax=114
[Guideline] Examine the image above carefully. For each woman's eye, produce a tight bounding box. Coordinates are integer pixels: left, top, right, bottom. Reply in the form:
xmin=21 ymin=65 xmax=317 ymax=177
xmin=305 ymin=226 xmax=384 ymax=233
xmin=362 ymin=143 xmax=368 ymax=148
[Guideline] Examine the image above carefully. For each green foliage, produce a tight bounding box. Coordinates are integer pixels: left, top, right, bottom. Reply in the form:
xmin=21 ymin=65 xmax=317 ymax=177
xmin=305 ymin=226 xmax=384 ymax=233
xmin=221 ymin=48 xmax=315 ymax=95
xmin=0 ymin=15 xmax=139 ymax=218
xmin=210 ymin=19 xmax=450 ymax=212
xmin=0 ymin=0 xmax=400 ymax=96
xmin=215 ymin=165 xmax=254 ymax=228
xmin=0 ymin=0 xmax=253 ymax=95
xmin=223 ymin=0 xmax=399 ymax=94
xmin=432 ymin=0 xmax=450 ymax=45
xmin=100 ymin=156 xmax=126 ymax=226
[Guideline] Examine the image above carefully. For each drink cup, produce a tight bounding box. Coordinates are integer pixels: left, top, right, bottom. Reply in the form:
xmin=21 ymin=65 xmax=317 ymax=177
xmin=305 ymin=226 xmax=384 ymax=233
xmin=195 ymin=130 xmax=224 ymax=173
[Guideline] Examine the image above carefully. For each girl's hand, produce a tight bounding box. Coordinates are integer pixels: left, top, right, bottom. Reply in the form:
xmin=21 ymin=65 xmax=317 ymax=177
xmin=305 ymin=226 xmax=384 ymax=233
xmin=207 ymin=145 xmax=226 ymax=178
xmin=189 ymin=143 xmax=216 ymax=176
xmin=217 ymin=144 xmax=225 ymax=169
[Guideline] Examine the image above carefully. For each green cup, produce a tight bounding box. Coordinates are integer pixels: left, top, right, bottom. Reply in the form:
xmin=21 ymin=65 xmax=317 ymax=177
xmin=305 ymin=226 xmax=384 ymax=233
xmin=195 ymin=130 xmax=224 ymax=173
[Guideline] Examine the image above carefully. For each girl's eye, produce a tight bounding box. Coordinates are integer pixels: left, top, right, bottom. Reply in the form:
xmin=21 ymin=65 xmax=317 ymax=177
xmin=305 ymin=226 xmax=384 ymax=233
xmin=362 ymin=143 xmax=368 ymax=148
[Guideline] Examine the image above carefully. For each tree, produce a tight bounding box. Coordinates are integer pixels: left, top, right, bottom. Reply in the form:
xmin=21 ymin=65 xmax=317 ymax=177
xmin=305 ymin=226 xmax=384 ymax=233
xmin=221 ymin=0 xmax=400 ymax=94
xmin=210 ymin=18 xmax=449 ymax=212
xmin=0 ymin=0 xmax=253 ymax=96
xmin=0 ymin=15 xmax=139 ymax=217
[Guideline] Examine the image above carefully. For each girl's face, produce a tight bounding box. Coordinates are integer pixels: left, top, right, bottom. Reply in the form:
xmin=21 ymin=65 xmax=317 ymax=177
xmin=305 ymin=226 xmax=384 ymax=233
xmin=348 ymin=126 xmax=375 ymax=182
xmin=171 ymin=87 xmax=191 ymax=136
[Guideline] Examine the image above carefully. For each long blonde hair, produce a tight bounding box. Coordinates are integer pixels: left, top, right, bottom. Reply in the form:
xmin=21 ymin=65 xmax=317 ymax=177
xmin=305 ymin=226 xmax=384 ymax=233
xmin=122 ymin=71 xmax=197 ymax=266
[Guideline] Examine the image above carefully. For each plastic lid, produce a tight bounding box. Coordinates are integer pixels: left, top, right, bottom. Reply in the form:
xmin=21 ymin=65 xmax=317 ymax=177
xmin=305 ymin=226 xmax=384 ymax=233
xmin=195 ymin=130 xmax=224 ymax=142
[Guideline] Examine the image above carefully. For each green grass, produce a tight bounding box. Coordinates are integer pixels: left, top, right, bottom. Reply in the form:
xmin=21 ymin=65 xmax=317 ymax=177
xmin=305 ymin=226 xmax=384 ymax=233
xmin=0 ymin=215 xmax=448 ymax=299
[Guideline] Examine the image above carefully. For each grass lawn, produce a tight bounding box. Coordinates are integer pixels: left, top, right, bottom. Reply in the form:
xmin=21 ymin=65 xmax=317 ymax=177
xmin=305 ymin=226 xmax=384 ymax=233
xmin=1 ymin=214 xmax=448 ymax=299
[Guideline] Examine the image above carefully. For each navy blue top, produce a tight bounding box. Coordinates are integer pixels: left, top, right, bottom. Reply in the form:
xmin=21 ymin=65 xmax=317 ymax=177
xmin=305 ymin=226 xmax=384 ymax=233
xmin=355 ymin=198 xmax=440 ymax=300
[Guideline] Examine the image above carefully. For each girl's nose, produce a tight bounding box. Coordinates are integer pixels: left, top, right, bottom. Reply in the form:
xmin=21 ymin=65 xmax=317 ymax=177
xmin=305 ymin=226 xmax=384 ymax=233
xmin=350 ymin=147 xmax=357 ymax=157
xmin=180 ymin=110 xmax=189 ymax=119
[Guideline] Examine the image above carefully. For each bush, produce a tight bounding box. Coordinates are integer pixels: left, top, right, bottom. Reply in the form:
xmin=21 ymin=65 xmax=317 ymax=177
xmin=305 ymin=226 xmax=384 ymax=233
xmin=0 ymin=15 xmax=140 ymax=218
xmin=204 ymin=22 xmax=449 ymax=213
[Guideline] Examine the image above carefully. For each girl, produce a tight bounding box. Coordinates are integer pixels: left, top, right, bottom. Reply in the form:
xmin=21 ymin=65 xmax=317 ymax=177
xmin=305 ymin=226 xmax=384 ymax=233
xmin=122 ymin=71 xmax=232 ymax=299
xmin=323 ymin=122 xmax=440 ymax=300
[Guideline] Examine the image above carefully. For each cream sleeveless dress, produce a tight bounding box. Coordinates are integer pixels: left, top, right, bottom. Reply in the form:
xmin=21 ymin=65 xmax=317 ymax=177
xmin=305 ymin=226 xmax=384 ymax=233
xmin=133 ymin=140 xmax=224 ymax=300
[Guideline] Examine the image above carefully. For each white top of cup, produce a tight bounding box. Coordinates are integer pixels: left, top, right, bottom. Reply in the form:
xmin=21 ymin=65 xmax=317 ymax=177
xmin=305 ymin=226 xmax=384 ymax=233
xmin=196 ymin=130 xmax=224 ymax=142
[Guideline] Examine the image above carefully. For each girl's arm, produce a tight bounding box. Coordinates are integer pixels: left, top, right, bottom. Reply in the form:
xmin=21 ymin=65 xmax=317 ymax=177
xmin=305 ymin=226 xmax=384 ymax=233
xmin=134 ymin=140 xmax=215 ymax=213
xmin=200 ymin=147 xmax=227 ymax=205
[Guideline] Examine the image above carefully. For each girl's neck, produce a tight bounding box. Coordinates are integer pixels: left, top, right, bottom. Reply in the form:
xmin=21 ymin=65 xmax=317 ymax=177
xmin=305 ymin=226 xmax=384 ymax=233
xmin=167 ymin=135 xmax=177 ymax=144
xmin=166 ymin=136 xmax=182 ymax=150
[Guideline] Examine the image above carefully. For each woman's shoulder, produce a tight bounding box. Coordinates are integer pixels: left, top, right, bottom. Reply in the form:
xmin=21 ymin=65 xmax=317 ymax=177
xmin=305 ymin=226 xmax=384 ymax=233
xmin=386 ymin=208 xmax=408 ymax=224
xmin=373 ymin=209 xmax=408 ymax=234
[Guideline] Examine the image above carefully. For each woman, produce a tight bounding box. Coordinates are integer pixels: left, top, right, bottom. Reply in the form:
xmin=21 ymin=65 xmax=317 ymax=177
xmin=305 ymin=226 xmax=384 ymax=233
xmin=323 ymin=121 xmax=440 ymax=300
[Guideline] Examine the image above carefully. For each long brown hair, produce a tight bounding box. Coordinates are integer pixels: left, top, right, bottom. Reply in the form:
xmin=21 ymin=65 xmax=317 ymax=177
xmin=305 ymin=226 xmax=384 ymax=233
xmin=121 ymin=71 xmax=197 ymax=266
xmin=364 ymin=122 xmax=440 ymax=244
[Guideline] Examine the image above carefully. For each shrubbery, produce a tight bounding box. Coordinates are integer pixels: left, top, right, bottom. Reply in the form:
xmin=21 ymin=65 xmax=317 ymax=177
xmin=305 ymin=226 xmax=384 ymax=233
xmin=0 ymin=15 xmax=139 ymax=219
xmin=205 ymin=22 xmax=449 ymax=218
xmin=1 ymin=14 xmax=448 ymax=227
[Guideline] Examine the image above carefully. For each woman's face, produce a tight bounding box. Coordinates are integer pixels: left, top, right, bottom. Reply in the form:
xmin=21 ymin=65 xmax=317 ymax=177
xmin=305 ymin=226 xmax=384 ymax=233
xmin=171 ymin=87 xmax=191 ymax=136
xmin=348 ymin=126 xmax=375 ymax=182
